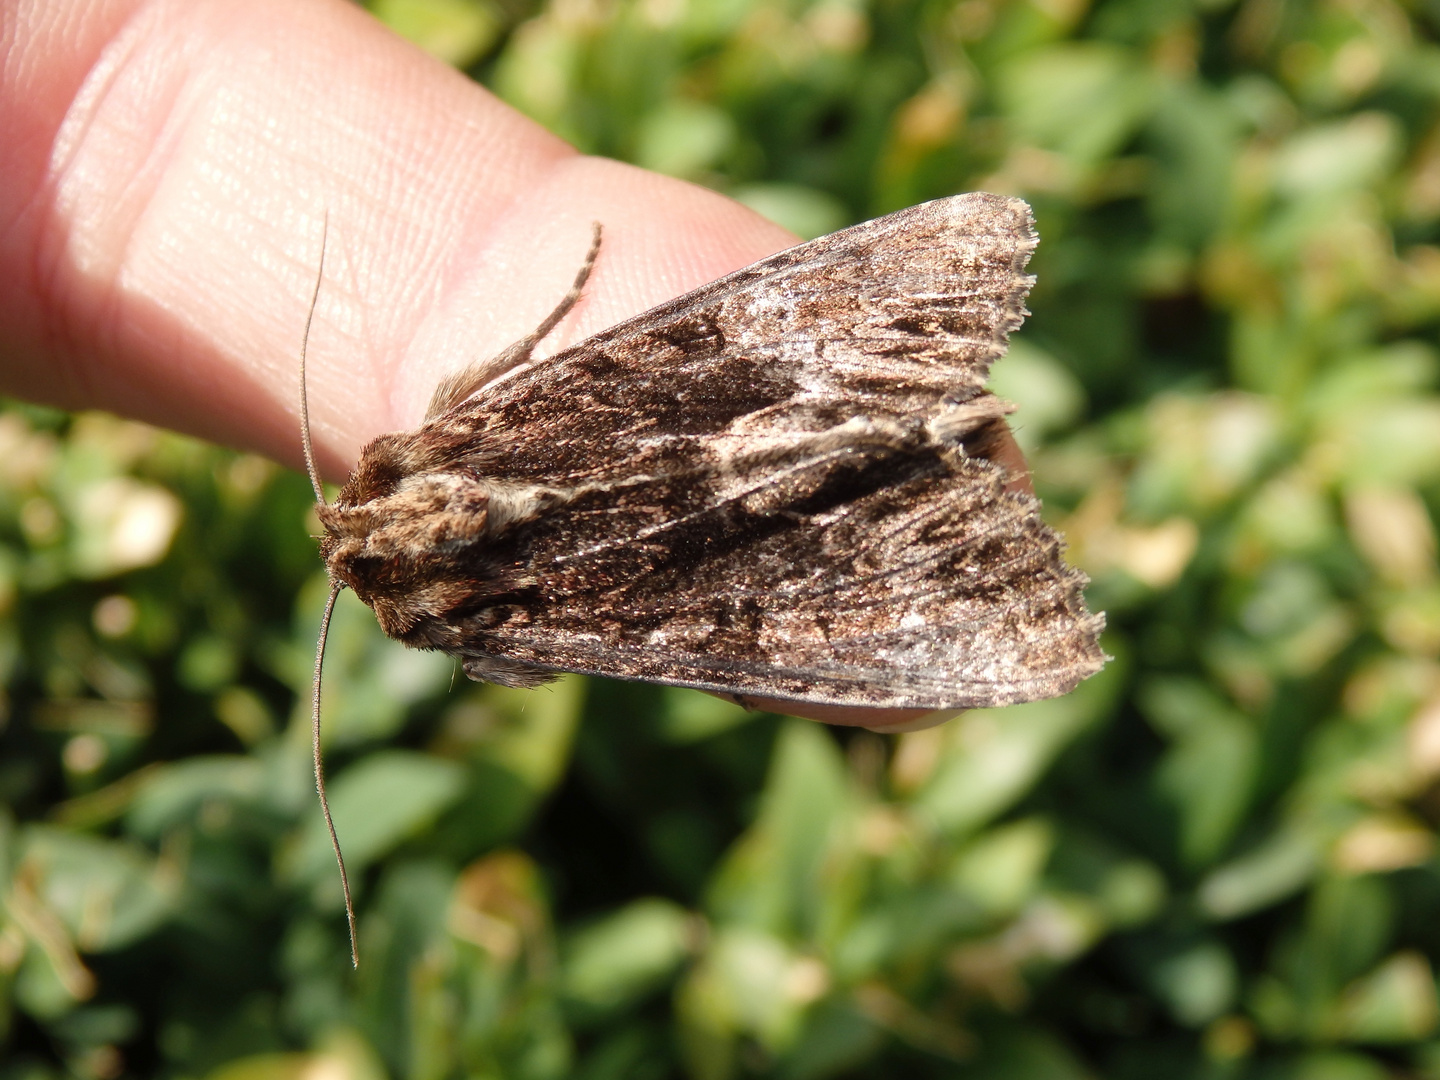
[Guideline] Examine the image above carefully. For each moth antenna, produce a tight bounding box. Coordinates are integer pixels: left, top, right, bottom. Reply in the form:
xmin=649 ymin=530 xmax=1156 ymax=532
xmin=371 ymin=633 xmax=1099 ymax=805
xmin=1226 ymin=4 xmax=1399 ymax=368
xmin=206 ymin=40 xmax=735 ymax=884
xmin=300 ymin=211 xmax=330 ymax=507
xmin=525 ymin=221 xmax=603 ymax=347
xmin=312 ymin=582 xmax=358 ymax=968
xmin=424 ymin=222 xmax=604 ymax=420
xmin=299 ymin=215 xmax=354 ymax=963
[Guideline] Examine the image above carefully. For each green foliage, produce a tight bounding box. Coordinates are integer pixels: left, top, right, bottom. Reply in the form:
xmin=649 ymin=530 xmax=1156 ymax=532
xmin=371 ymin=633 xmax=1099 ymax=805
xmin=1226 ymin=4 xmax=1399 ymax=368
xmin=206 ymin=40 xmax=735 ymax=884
xmin=7 ymin=0 xmax=1440 ymax=1075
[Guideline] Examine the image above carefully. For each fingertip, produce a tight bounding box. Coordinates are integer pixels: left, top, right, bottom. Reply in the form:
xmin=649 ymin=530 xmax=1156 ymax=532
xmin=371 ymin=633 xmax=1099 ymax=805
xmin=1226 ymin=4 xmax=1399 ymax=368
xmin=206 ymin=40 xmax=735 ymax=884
xmin=715 ymin=691 xmax=959 ymax=733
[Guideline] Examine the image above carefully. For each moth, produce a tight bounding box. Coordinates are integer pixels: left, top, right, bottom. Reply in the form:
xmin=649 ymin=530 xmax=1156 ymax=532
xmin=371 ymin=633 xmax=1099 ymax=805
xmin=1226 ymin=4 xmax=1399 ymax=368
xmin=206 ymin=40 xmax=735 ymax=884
xmin=299 ymin=192 xmax=1106 ymax=962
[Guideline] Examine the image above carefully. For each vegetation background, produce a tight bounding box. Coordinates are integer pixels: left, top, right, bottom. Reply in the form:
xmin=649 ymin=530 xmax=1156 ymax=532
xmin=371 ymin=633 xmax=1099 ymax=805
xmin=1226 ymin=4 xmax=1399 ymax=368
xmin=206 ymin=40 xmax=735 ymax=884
xmin=5 ymin=0 xmax=1440 ymax=1076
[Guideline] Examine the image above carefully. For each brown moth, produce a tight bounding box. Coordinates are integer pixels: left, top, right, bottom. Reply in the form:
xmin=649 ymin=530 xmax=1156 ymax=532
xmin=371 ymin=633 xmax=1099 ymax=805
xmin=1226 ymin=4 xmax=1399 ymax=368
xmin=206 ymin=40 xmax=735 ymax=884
xmin=300 ymin=192 xmax=1106 ymax=963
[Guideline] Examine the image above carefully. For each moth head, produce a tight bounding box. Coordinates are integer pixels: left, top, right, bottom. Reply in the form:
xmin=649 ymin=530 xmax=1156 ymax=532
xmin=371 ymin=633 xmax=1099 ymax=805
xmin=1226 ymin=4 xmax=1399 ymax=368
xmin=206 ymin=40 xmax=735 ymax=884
xmin=318 ymin=442 xmax=495 ymax=636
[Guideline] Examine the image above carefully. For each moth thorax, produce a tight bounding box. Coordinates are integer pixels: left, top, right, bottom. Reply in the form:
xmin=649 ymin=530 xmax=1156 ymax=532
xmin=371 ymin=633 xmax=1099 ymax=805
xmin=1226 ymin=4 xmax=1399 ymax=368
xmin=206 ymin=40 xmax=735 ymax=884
xmin=319 ymin=471 xmax=494 ymax=582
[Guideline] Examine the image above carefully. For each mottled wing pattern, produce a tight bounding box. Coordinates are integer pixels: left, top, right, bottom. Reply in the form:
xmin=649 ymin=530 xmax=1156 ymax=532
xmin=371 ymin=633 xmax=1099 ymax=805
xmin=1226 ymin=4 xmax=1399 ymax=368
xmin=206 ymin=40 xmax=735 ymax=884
xmin=450 ymin=193 xmax=1039 ymax=483
xmin=459 ymin=434 xmax=1103 ymax=708
xmin=416 ymin=192 xmax=1106 ymax=709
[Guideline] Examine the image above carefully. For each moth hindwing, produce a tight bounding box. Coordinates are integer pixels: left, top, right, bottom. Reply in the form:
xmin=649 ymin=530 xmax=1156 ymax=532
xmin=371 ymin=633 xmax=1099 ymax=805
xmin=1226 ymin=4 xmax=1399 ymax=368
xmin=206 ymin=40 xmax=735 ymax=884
xmin=316 ymin=192 xmax=1106 ymax=711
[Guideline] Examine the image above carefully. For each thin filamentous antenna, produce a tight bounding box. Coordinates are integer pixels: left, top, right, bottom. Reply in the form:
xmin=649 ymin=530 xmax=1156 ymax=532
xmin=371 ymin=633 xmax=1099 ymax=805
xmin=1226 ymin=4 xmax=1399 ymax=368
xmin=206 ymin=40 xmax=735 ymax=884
xmin=299 ymin=213 xmax=359 ymax=968
xmin=312 ymin=583 xmax=357 ymax=967
xmin=300 ymin=211 xmax=329 ymax=506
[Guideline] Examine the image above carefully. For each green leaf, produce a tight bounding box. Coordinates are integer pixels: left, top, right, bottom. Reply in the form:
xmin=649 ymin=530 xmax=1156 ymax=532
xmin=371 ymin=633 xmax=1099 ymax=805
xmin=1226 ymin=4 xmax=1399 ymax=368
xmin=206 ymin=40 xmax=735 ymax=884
xmin=561 ymin=898 xmax=694 ymax=1015
xmin=283 ymin=577 xmax=454 ymax=746
xmin=1198 ymin=825 xmax=1321 ymax=920
xmin=706 ymin=721 xmax=856 ymax=941
xmin=1333 ymin=952 xmax=1440 ymax=1043
xmin=997 ymin=42 xmax=1154 ymax=170
xmin=289 ymin=752 xmax=468 ymax=885
xmin=949 ymin=817 xmax=1054 ymax=918
xmin=16 ymin=826 xmax=175 ymax=953
xmin=1150 ymin=942 xmax=1238 ymax=1027
xmin=912 ymin=682 xmax=1108 ymax=836
xmin=731 ymin=185 xmax=851 ymax=241
xmin=1141 ymin=678 xmax=1259 ymax=866
xmin=125 ymin=756 xmax=266 ymax=839
xmin=370 ymin=0 xmax=502 ymax=68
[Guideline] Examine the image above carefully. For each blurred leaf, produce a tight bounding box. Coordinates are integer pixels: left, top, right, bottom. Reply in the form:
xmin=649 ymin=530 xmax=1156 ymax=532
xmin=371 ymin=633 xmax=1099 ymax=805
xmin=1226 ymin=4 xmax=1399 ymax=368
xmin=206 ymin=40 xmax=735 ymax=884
xmin=1285 ymin=1052 xmax=1393 ymax=1080
xmin=656 ymin=688 xmax=756 ymax=743
xmin=125 ymin=756 xmax=266 ymax=839
xmin=65 ymin=478 xmax=181 ymax=579
xmin=284 ymin=578 xmax=453 ymax=746
xmin=1141 ymin=677 xmax=1259 ymax=865
xmin=731 ymin=184 xmax=849 ymax=241
xmin=986 ymin=341 xmax=1087 ymax=453
xmin=290 ymin=752 xmax=467 ymax=885
xmin=14 ymin=826 xmax=175 ymax=952
xmin=707 ymin=721 xmax=856 ymax=941
xmin=910 ymin=671 xmax=1113 ymax=835
xmin=1329 ymin=401 xmax=1440 ymax=489
xmin=1144 ymin=80 xmax=1241 ymax=247
xmin=1198 ymin=824 xmax=1321 ymax=920
xmin=1151 ymin=941 xmax=1239 ymax=1027
xmin=474 ymin=677 xmax=585 ymax=791
xmin=561 ymin=898 xmax=694 ymax=1015
xmin=206 ymin=1029 xmax=387 ymax=1080
xmin=949 ymin=1023 xmax=1089 ymax=1080
xmin=370 ymin=0 xmax=503 ymax=67
xmin=997 ymin=42 xmax=1154 ymax=173
xmin=679 ymin=927 xmax=826 ymax=1057
xmin=949 ymin=817 xmax=1053 ymax=918
xmin=1273 ymin=113 xmax=1402 ymax=200
xmin=1333 ymin=952 xmax=1440 ymax=1043
xmin=636 ymin=100 xmax=737 ymax=179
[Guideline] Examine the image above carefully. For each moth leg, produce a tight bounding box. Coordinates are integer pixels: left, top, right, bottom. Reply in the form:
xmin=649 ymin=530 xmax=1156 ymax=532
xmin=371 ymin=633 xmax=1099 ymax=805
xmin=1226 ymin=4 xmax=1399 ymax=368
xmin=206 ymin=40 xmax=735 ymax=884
xmin=425 ymin=222 xmax=604 ymax=419
xmin=462 ymin=654 xmax=559 ymax=689
xmin=925 ymin=394 xmax=1016 ymax=444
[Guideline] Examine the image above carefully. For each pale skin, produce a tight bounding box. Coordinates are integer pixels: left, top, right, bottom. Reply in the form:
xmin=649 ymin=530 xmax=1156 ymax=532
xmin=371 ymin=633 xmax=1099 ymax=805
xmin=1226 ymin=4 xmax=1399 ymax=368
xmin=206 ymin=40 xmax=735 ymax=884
xmin=1 ymin=0 xmax=1032 ymax=732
